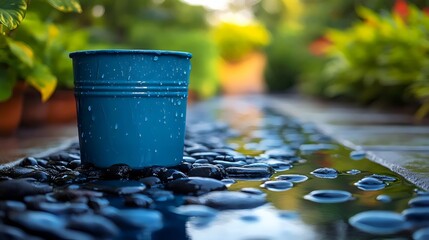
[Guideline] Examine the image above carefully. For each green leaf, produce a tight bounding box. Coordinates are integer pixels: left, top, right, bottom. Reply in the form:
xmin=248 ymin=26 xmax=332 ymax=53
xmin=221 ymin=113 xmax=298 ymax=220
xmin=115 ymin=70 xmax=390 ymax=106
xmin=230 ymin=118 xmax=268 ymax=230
xmin=46 ymin=0 xmax=82 ymax=13
xmin=6 ymin=38 xmax=34 ymax=67
xmin=26 ymin=61 xmax=57 ymax=102
xmin=0 ymin=0 xmax=27 ymax=30
xmin=0 ymin=65 xmax=17 ymax=101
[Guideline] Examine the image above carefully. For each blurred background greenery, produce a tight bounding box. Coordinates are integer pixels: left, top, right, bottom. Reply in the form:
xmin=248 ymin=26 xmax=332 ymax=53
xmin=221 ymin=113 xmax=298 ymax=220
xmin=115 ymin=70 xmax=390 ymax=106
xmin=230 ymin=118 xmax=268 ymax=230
xmin=2 ymin=0 xmax=429 ymax=120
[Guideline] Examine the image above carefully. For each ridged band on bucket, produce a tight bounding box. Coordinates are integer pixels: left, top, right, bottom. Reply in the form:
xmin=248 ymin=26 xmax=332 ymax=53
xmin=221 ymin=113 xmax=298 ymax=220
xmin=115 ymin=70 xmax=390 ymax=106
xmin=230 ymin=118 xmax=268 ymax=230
xmin=75 ymin=81 xmax=189 ymax=97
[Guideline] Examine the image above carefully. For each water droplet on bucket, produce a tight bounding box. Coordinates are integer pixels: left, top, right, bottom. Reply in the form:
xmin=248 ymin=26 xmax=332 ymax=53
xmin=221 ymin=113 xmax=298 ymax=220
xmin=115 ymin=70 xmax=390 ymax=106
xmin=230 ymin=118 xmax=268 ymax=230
xmin=114 ymin=124 xmax=118 ymax=130
xmin=153 ymin=56 xmax=159 ymax=61
xmin=88 ymin=106 xmax=92 ymax=111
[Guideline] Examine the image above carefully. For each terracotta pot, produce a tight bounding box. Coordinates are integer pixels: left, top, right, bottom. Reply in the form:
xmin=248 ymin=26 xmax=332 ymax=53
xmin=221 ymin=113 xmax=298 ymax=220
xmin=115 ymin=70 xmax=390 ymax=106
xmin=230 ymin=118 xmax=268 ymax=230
xmin=21 ymin=88 xmax=77 ymax=126
xmin=21 ymin=88 xmax=48 ymax=126
xmin=0 ymin=83 xmax=26 ymax=136
xmin=219 ymin=52 xmax=267 ymax=95
xmin=46 ymin=89 xmax=77 ymax=124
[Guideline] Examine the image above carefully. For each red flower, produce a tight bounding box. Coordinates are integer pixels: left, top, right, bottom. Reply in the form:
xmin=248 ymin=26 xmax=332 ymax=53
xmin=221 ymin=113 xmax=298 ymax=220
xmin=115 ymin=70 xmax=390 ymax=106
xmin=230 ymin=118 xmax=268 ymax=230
xmin=394 ymin=0 xmax=409 ymax=19
xmin=309 ymin=37 xmax=331 ymax=56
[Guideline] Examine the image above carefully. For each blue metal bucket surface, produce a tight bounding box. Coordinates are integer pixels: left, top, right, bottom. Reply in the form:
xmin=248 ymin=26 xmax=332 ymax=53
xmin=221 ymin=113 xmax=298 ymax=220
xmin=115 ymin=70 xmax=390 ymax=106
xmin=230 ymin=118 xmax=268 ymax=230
xmin=70 ymin=50 xmax=192 ymax=168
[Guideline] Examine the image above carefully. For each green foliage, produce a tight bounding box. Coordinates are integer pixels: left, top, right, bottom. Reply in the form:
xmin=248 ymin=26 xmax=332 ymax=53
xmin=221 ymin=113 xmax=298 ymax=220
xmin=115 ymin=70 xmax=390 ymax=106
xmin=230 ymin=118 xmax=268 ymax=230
xmin=265 ymin=27 xmax=310 ymax=92
xmin=311 ymin=6 xmax=429 ymax=117
xmin=129 ymin=23 xmax=219 ymax=99
xmin=0 ymin=0 xmax=81 ymax=102
xmin=213 ymin=22 xmax=271 ymax=62
xmin=0 ymin=0 xmax=27 ymax=30
xmin=46 ymin=0 xmax=82 ymax=13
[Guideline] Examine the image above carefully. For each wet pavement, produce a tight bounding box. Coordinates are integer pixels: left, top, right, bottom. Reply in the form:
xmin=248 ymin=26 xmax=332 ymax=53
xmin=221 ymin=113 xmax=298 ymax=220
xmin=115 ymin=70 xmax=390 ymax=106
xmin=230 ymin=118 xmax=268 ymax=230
xmin=270 ymin=95 xmax=429 ymax=190
xmin=0 ymin=95 xmax=428 ymax=239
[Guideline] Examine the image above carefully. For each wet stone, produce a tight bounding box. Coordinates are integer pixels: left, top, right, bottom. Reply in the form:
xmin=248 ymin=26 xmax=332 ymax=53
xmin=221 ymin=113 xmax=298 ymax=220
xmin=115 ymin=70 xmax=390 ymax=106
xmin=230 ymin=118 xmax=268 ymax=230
xmin=350 ymin=150 xmax=366 ymax=160
xmin=172 ymin=205 xmax=218 ymax=218
xmin=30 ymin=202 xmax=89 ymax=215
xmin=47 ymin=151 xmax=78 ymax=162
xmin=158 ymin=169 xmax=187 ymax=182
xmin=349 ymin=210 xmax=408 ymax=235
xmin=82 ymin=180 xmax=146 ymax=195
xmin=225 ymin=167 xmax=273 ymax=180
xmin=0 ymin=179 xmax=52 ymax=200
xmin=144 ymin=189 xmax=174 ymax=202
xmin=190 ymin=152 xmax=220 ymax=160
xmin=402 ymin=207 xmax=429 ymax=223
xmin=0 ymin=224 xmax=28 ymax=240
xmin=310 ymin=168 xmax=339 ymax=179
xmin=261 ymin=180 xmax=293 ymax=191
xmin=139 ymin=176 xmax=162 ymax=188
xmin=185 ymin=145 xmax=210 ymax=154
xmin=183 ymin=156 xmax=197 ymax=163
xmin=214 ymin=155 xmax=235 ymax=162
xmin=275 ymin=174 xmax=308 ymax=183
xmin=195 ymin=159 xmax=210 ymax=164
xmin=221 ymin=178 xmax=235 ymax=187
xmin=52 ymin=171 xmax=84 ymax=185
xmin=197 ymin=191 xmax=266 ymax=210
xmin=87 ymin=197 xmax=110 ymax=211
xmin=370 ymin=174 xmax=397 ymax=183
xmin=37 ymin=159 xmax=48 ymax=167
xmin=102 ymin=164 xmax=132 ymax=180
xmin=6 ymin=167 xmax=37 ymax=178
xmin=304 ymin=190 xmax=353 ymax=203
xmin=0 ymin=201 xmax=26 ymax=212
xmin=67 ymin=160 xmax=82 ymax=169
xmin=188 ymin=165 xmax=225 ymax=180
xmin=7 ymin=211 xmax=65 ymax=237
xmin=409 ymin=196 xmax=429 ymax=208
xmin=67 ymin=214 xmax=120 ymax=238
xmin=104 ymin=208 xmax=163 ymax=230
xmin=355 ymin=177 xmax=386 ymax=191
xmin=263 ymin=159 xmax=292 ymax=171
xmin=165 ymin=177 xmax=226 ymax=196
xmin=124 ymin=194 xmax=153 ymax=208
xmin=20 ymin=157 xmax=38 ymax=167
xmin=50 ymin=189 xmax=103 ymax=202
xmin=413 ymin=227 xmax=429 ymax=240
xmin=240 ymin=188 xmax=266 ymax=196
xmin=212 ymin=160 xmax=246 ymax=168
xmin=20 ymin=171 xmax=50 ymax=183
xmin=170 ymin=163 xmax=193 ymax=174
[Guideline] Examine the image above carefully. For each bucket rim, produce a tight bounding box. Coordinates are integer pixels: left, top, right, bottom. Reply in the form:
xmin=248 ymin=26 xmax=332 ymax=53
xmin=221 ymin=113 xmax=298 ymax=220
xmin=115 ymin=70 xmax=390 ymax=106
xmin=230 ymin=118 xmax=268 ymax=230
xmin=69 ymin=49 xmax=192 ymax=59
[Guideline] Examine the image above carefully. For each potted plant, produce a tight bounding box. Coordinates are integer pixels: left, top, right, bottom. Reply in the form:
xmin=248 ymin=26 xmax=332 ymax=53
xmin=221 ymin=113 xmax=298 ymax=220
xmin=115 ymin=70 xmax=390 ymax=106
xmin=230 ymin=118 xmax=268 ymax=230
xmin=213 ymin=22 xmax=270 ymax=95
xmin=0 ymin=0 xmax=81 ymax=133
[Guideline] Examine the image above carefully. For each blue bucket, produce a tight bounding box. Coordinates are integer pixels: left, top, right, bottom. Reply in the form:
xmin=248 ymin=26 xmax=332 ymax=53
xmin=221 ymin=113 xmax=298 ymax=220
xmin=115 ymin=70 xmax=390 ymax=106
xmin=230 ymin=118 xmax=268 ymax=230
xmin=69 ymin=50 xmax=192 ymax=168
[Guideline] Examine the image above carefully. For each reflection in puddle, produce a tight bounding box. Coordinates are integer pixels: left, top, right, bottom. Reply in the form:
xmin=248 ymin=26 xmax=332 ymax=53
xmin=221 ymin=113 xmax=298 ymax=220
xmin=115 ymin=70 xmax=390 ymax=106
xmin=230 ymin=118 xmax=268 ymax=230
xmin=186 ymin=206 xmax=318 ymax=240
